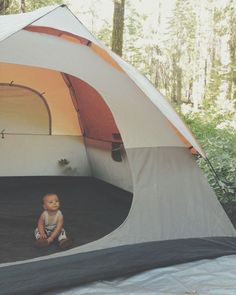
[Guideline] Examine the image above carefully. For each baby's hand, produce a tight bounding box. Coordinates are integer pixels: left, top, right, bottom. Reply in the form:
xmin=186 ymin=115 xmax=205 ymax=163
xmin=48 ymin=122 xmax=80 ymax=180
xmin=47 ymin=236 xmax=54 ymax=244
xmin=40 ymin=232 xmax=47 ymax=239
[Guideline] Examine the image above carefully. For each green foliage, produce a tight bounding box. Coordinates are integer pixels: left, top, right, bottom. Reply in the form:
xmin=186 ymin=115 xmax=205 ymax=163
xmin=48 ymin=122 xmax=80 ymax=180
xmin=25 ymin=0 xmax=65 ymax=11
xmin=23 ymin=0 xmax=64 ymax=11
xmin=123 ymin=3 xmax=146 ymax=68
xmin=1 ymin=0 xmax=64 ymax=14
xmin=0 ymin=0 xmax=17 ymax=14
xmin=204 ymin=59 xmax=222 ymax=101
xmin=97 ymin=23 xmax=112 ymax=48
xmin=166 ymin=0 xmax=197 ymax=103
xmin=180 ymin=100 xmax=236 ymax=203
xmin=168 ymin=0 xmax=196 ymax=47
xmin=226 ymin=1 xmax=236 ymax=100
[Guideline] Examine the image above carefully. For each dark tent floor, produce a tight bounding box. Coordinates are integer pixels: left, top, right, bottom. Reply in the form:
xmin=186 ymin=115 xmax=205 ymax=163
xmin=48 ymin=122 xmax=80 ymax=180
xmin=0 ymin=176 xmax=132 ymax=263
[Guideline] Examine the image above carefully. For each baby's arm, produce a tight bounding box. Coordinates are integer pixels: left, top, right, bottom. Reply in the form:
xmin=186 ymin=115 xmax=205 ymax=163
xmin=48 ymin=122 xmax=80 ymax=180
xmin=47 ymin=215 xmax=64 ymax=244
xmin=37 ymin=213 xmax=47 ymax=239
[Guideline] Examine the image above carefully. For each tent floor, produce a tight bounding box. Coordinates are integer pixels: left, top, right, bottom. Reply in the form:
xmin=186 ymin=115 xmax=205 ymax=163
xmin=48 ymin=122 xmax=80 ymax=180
xmin=0 ymin=176 xmax=132 ymax=263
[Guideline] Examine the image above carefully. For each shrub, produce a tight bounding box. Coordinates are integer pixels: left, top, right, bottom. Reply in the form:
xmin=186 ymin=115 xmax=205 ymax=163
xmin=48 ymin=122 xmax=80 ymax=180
xmin=180 ymin=99 xmax=236 ymax=204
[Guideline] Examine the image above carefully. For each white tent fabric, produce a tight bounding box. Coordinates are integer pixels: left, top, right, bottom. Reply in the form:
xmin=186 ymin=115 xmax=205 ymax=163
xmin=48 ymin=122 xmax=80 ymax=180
xmin=0 ymin=30 xmax=186 ymax=149
xmin=57 ymin=254 xmax=236 ymax=295
xmin=111 ymin=56 xmax=205 ymax=156
xmin=34 ymin=5 xmax=204 ymax=155
xmin=0 ymin=5 xmax=59 ymax=42
xmin=0 ymin=5 xmax=204 ymax=155
xmin=32 ymin=5 xmax=99 ymax=44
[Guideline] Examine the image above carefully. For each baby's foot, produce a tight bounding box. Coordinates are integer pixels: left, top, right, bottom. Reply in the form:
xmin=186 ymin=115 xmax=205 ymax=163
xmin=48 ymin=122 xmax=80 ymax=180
xmin=59 ymin=238 xmax=73 ymax=250
xmin=35 ymin=239 xmax=49 ymax=247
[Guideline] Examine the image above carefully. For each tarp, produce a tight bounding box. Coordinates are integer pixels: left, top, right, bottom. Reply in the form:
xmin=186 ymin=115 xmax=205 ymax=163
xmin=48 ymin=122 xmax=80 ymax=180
xmin=57 ymin=254 xmax=236 ymax=295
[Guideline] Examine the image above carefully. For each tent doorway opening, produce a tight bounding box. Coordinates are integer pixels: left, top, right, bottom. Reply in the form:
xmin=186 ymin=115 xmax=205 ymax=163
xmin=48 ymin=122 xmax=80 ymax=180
xmin=0 ymin=176 xmax=132 ymax=263
xmin=0 ymin=63 xmax=134 ymax=263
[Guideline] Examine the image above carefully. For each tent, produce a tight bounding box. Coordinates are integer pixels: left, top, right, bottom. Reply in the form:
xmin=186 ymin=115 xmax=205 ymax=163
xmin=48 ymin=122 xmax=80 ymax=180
xmin=0 ymin=5 xmax=236 ymax=294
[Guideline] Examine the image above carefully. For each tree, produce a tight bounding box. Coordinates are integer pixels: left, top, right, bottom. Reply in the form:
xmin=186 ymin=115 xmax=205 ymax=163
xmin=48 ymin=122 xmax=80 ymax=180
xmin=123 ymin=2 xmax=145 ymax=66
xmin=226 ymin=0 xmax=236 ymax=100
xmin=167 ymin=0 xmax=197 ymax=105
xmin=0 ymin=0 xmax=64 ymax=14
xmin=97 ymin=22 xmax=112 ymax=48
xmin=0 ymin=0 xmax=11 ymax=14
xmin=23 ymin=0 xmax=64 ymax=11
xmin=203 ymin=4 xmax=223 ymax=103
xmin=21 ymin=0 xmax=26 ymax=12
xmin=112 ymin=0 xmax=125 ymax=56
xmin=137 ymin=0 xmax=169 ymax=95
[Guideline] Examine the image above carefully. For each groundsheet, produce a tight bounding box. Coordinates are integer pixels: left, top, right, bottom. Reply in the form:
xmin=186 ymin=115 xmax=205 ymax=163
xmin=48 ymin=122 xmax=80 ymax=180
xmin=0 ymin=176 xmax=132 ymax=263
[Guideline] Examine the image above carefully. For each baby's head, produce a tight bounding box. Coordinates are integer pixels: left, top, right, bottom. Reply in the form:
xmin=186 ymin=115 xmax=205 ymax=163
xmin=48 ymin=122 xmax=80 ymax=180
xmin=43 ymin=193 xmax=60 ymax=212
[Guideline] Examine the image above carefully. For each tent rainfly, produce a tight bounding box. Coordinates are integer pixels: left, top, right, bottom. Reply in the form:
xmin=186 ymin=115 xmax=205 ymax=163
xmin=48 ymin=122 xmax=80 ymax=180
xmin=0 ymin=5 xmax=236 ymax=295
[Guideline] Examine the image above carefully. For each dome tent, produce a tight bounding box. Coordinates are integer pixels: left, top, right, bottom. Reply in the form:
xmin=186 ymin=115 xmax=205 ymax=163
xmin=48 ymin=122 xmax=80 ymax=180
xmin=0 ymin=5 xmax=236 ymax=294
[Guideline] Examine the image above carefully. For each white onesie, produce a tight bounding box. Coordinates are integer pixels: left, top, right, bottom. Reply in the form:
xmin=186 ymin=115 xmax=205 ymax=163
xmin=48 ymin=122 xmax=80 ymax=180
xmin=35 ymin=210 xmax=67 ymax=241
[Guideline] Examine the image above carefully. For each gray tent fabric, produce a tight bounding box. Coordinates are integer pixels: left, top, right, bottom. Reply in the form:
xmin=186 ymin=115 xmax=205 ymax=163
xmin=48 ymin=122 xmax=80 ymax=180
xmin=0 ymin=5 xmax=60 ymax=42
xmin=1 ymin=237 xmax=236 ymax=295
xmin=71 ymin=147 xmax=235 ymax=255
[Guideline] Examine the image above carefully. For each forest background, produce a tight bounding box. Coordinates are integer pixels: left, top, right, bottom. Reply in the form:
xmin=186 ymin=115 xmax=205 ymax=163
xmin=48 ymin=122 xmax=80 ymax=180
xmin=1 ymin=0 xmax=235 ymax=213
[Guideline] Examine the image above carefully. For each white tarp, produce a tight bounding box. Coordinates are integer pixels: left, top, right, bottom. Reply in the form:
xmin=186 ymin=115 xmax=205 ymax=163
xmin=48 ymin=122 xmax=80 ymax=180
xmin=57 ymin=254 xmax=236 ymax=295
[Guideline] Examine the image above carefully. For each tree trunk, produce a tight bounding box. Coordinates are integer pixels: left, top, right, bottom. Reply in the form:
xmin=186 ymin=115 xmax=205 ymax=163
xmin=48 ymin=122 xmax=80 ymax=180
xmin=21 ymin=0 xmax=26 ymax=13
xmin=192 ymin=0 xmax=207 ymax=110
xmin=176 ymin=66 xmax=182 ymax=104
xmin=228 ymin=25 xmax=236 ymax=99
xmin=0 ymin=0 xmax=11 ymax=14
xmin=187 ymin=79 xmax=193 ymax=103
xmin=112 ymin=0 xmax=125 ymax=56
xmin=171 ymin=55 xmax=177 ymax=102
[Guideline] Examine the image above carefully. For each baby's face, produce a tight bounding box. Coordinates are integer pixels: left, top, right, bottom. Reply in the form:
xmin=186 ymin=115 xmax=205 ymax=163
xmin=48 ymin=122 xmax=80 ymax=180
xmin=43 ymin=194 xmax=60 ymax=212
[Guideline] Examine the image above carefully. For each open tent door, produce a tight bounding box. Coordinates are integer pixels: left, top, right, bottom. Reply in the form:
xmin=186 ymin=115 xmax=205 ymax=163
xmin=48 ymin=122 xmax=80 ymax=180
xmin=0 ymin=62 xmax=133 ymax=263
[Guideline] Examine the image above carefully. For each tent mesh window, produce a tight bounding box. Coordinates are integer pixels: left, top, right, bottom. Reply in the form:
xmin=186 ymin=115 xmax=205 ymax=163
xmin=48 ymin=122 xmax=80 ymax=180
xmin=0 ymin=84 xmax=51 ymax=135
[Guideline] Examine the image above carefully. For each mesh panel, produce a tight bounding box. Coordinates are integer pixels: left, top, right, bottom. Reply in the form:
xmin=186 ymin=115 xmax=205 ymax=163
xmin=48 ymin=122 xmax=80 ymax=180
xmin=0 ymin=84 xmax=50 ymax=134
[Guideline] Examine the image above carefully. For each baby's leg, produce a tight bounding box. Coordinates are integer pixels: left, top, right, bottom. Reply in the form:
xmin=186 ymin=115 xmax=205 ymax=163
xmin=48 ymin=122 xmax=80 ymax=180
xmin=34 ymin=228 xmax=41 ymax=240
xmin=34 ymin=228 xmax=51 ymax=239
xmin=58 ymin=228 xmax=67 ymax=241
xmin=35 ymin=228 xmax=51 ymax=247
xmin=58 ymin=229 xmax=72 ymax=249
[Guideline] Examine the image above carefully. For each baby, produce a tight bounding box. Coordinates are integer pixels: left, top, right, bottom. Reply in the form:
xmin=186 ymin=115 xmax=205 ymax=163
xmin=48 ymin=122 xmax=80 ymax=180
xmin=35 ymin=193 xmax=72 ymax=249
